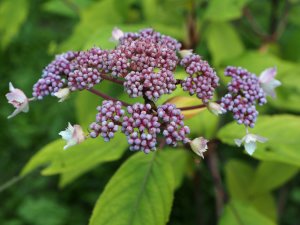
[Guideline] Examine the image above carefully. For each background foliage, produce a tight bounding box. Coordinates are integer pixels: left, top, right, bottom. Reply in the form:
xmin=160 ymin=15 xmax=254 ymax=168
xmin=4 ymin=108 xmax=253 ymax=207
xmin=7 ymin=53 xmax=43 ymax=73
xmin=1 ymin=0 xmax=300 ymax=224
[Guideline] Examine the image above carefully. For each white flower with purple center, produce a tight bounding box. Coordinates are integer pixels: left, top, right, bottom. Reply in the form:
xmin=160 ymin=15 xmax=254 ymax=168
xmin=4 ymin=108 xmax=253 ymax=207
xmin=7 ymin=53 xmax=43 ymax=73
xmin=59 ymin=123 xmax=85 ymax=150
xmin=6 ymin=82 xmax=30 ymax=119
xmin=189 ymin=137 xmax=209 ymax=158
xmin=234 ymin=133 xmax=268 ymax=155
xmin=259 ymin=67 xmax=281 ymax=98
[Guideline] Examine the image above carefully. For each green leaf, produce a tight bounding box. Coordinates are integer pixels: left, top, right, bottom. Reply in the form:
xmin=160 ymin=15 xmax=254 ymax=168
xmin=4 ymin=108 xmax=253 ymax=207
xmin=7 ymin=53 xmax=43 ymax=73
xmin=0 ymin=0 xmax=29 ymax=49
xmin=89 ymin=151 xmax=176 ymax=225
xmin=160 ymin=149 xmax=190 ymax=189
xmin=21 ymin=133 xmax=127 ymax=187
xmin=217 ymin=115 xmax=300 ymax=166
xmin=250 ymin=161 xmax=298 ymax=194
xmin=205 ymin=0 xmax=249 ymax=22
xmin=225 ymin=159 xmax=254 ymax=201
xmin=60 ymin=0 xmax=122 ymax=51
xmin=224 ymin=160 xmax=278 ymax=221
xmin=205 ymin=22 xmax=244 ymax=66
xmin=219 ymin=200 xmax=276 ymax=225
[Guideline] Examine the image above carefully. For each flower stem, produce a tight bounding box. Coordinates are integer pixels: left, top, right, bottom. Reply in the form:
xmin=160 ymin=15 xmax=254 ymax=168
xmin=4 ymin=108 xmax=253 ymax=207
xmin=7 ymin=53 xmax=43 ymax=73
xmin=100 ymin=74 xmax=124 ymax=85
xmin=87 ymin=88 xmax=131 ymax=106
xmin=178 ymin=104 xmax=207 ymax=111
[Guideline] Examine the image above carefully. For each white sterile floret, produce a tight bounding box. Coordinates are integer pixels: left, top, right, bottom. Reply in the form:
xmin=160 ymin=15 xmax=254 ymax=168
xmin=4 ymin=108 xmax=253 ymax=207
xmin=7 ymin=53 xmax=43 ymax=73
xmin=190 ymin=137 xmax=209 ymax=158
xmin=235 ymin=133 xmax=268 ymax=155
xmin=259 ymin=67 xmax=281 ymax=98
xmin=208 ymin=102 xmax=226 ymax=116
xmin=53 ymin=88 xmax=70 ymax=102
xmin=59 ymin=123 xmax=85 ymax=150
xmin=111 ymin=27 xmax=124 ymax=42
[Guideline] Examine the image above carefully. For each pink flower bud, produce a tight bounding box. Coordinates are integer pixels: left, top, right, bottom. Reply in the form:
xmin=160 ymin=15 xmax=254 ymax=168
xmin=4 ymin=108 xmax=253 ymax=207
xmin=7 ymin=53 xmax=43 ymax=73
xmin=190 ymin=137 xmax=209 ymax=158
xmin=259 ymin=67 xmax=281 ymax=98
xmin=5 ymin=82 xmax=29 ymax=119
xmin=59 ymin=123 xmax=85 ymax=150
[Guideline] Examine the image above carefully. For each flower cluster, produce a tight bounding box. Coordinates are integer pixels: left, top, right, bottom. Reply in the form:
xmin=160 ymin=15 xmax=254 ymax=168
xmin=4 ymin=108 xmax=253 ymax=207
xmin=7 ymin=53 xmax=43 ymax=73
xmin=6 ymin=28 xmax=282 ymax=157
xmin=180 ymin=54 xmax=219 ymax=103
xmin=90 ymin=100 xmax=125 ymax=142
xmin=157 ymin=104 xmax=190 ymax=146
xmin=221 ymin=66 xmax=267 ymax=128
xmin=33 ymin=51 xmax=78 ymax=99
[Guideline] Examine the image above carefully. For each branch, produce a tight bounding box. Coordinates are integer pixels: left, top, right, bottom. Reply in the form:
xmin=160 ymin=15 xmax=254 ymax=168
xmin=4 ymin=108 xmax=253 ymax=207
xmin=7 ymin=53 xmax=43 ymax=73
xmin=87 ymin=88 xmax=131 ymax=107
xmin=178 ymin=104 xmax=207 ymax=111
xmin=100 ymin=74 xmax=124 ymax=85
xmin=243 ymin=7 xmax=268 ymax=40
xmin=206 ymin=141 xmax=228 ymax=218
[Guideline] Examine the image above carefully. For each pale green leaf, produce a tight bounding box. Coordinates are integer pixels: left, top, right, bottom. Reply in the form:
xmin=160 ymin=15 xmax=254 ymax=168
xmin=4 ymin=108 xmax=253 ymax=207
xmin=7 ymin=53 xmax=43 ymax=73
xmin=205 ymin=0 xmax=250 ymax=22
xmin=21 ymin=133 xmax=127 ymax=187
xmin=60 ymin=0 xmax=122 ymax=51
xmin=225 ymin=159 xmax=254 ymax=201
xmin=250 ymin=161 xmax=298 ymax=194
xmin=218 ymin=115 xmax=300 ymax=166
xmin=0 ymin=0 xmax=28 ymax=49
xmin=219 ymin=200 xmax=276 ymax=225
xmin=89 ymin=151 xmax=176 ymax=225
xmin=205 ymin=22 xmax=244 ymax=66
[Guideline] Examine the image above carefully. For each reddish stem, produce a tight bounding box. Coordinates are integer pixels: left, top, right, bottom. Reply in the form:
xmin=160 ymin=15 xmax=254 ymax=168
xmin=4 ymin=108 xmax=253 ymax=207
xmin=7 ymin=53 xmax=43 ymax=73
xmin=100 ymin=74 xmax=124 ymax=85
xmin=178 ymin=104 xmax=207 ymax=111
xmin=87 ymin=88 xmax=131 ymax=107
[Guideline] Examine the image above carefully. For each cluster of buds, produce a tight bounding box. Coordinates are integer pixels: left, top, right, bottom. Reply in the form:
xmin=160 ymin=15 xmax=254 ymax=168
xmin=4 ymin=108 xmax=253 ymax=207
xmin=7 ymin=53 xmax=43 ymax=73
xmin=6 ymin=28 xmax=281 ymax=156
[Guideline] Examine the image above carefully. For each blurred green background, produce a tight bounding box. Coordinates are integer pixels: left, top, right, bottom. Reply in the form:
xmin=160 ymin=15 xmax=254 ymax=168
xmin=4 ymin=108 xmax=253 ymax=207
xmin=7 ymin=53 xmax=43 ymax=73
xmin=1 ymin=0 xmax=300 ymax=224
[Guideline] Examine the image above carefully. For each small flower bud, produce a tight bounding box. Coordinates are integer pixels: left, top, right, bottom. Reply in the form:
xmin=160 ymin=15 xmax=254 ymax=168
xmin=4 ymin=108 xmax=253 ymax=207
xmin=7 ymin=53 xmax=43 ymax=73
xmin=59 ymin=123 xmax=85 ymax=150
xmin=208 ymin=102 xmax=225 ymax=116
xmin=53 ymin=88 xmax=70 ymax=102
xmin=6 ymin=82 xmax=29 ymax=119
xmin=189 ymin=137 xmax=209 ymax=158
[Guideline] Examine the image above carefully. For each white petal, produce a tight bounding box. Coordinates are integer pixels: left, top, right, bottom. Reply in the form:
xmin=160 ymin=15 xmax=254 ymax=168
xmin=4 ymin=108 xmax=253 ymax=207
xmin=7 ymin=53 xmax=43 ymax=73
xmin=111 ymin=27 xmax=124 ymax=41
xmin=9 ymin=82 xmax=15 ymax=92
xmin=244 ymin=141 xmax=257 ymax=155
xmin=54 ymin=88 xmax=70 ymax=102
xmin=179 ymin=49 xmax=193 ymax=58
xmin=208 ymin=102 xmax=225 ymax=116
xmin=7 ymin=107 xmax=23 ymax=119
xmin=190 ymin=137 xmax=208 ymax=158
xmin=234 ymin=138 xmax=243 ymax=147
xmin=259 ymin=67 xmax=277 ymax=83
xmin=253 ymin=134 xmax=268 ymax=143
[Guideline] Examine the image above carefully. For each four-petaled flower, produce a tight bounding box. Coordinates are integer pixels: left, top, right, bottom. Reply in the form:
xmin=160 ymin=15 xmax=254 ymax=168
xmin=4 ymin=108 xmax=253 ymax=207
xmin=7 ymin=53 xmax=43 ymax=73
xmin=111 ymin=27 xmax=124 ymax=42
xmin=59 ymin=123 xmax=85 ymax=150
xmin=54 ymin=88 xmax=70 ymax=102
xmin=259 ymin=67 xmax=281 ymax=98
xmin=5 ymin=82 xmax=29 ymax=119
xmin=235 ymin=133 xmax=268 ymax=155
xmin=189 ymin=137 xmax=209 ymax=158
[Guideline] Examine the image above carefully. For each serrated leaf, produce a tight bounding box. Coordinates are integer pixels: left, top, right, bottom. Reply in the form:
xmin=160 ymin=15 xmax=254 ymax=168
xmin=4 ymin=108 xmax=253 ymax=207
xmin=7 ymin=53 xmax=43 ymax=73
xmin=0 ymin=0 xmax=29 ymax=49
xmin=217 ymin=115 xmax=300 ymax=166
xmin=89 ymin=151 xmax=176 ymax=225
xmin=219 ymin=200 xmax=276 ymax=225
xmin=205 ymin=0 xmax=249 ymax=22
